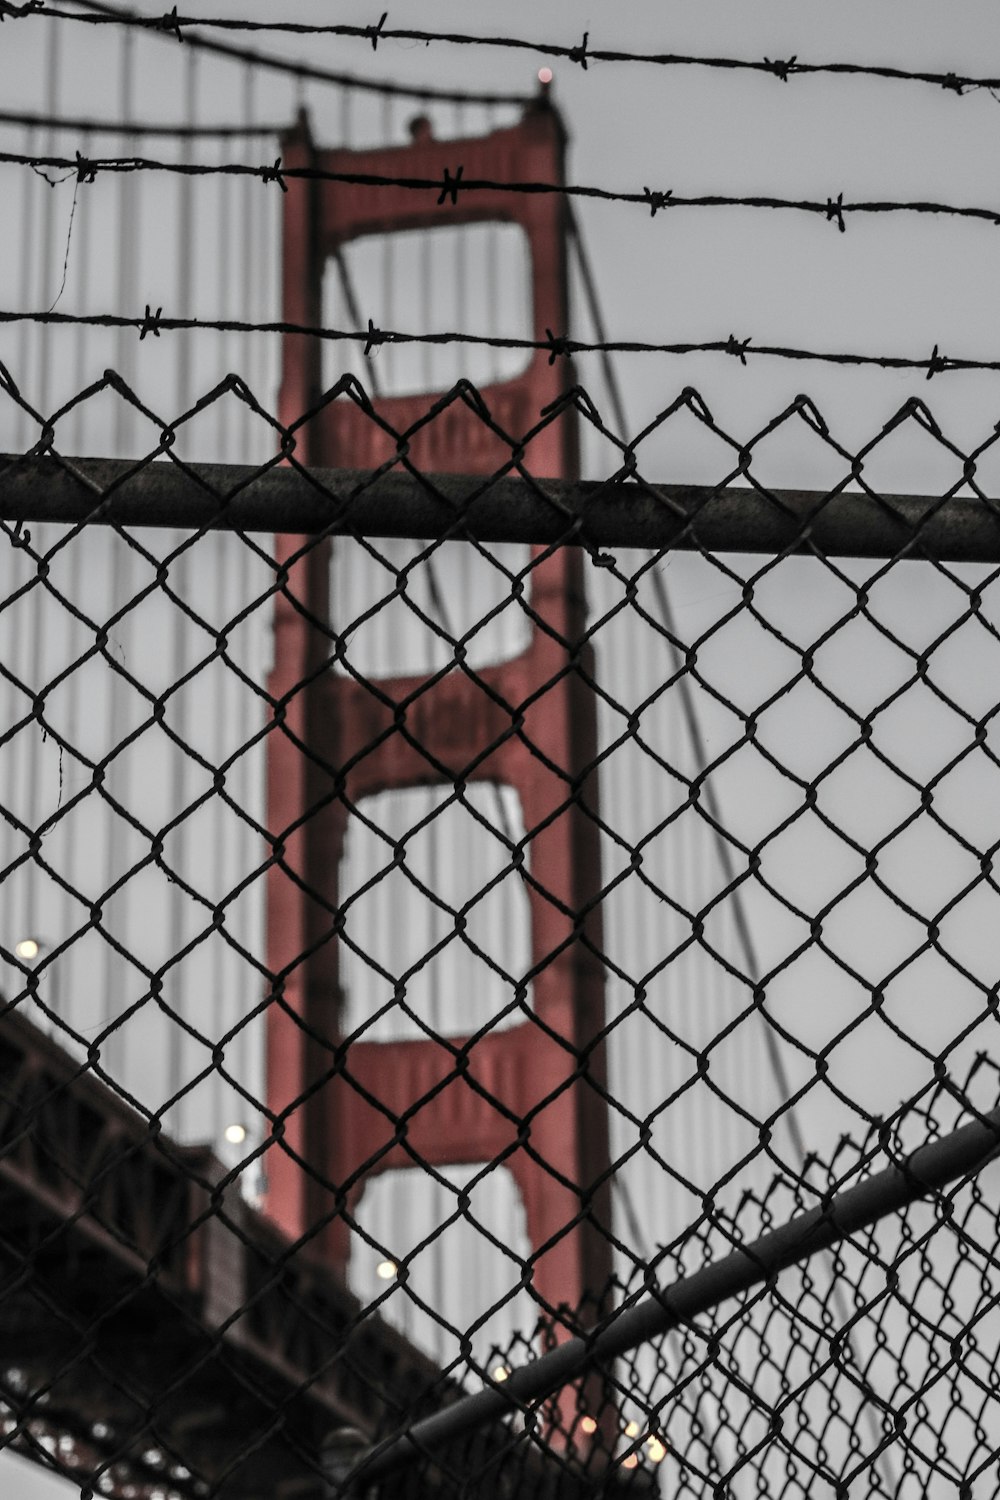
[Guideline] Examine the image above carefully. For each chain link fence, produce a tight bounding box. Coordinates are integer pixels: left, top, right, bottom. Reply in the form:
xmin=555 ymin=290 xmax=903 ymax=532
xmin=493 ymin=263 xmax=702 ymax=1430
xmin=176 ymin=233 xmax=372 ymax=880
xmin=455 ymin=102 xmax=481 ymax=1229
xmin=3 ymin=372 xmax=1000 ymax=1497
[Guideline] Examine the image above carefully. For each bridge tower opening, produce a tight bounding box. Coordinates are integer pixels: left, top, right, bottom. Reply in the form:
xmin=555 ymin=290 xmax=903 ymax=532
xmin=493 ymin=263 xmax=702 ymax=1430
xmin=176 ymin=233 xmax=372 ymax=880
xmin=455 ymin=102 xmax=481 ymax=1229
xmin=265 ymin=93 xmax=614 ymax=1431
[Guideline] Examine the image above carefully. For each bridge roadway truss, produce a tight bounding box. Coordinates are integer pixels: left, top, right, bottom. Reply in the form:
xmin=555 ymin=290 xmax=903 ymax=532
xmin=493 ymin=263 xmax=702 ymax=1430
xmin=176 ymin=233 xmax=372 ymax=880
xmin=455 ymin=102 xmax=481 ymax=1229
xmin=0 ymin=1009 xmax=623 ymax=1499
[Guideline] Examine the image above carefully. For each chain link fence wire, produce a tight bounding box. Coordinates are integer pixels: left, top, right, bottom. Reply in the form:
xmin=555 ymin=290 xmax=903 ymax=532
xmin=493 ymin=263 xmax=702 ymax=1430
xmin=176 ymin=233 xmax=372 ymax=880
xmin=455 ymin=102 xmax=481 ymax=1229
xmin=3 ymin=372 xmax=1000 ymax=1496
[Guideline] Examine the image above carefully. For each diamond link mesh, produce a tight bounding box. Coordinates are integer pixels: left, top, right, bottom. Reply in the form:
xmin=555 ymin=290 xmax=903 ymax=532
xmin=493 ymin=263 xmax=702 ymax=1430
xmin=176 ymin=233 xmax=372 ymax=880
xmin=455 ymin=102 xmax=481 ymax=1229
xmin=2 ymin=373 xmax=1000 ymax=1497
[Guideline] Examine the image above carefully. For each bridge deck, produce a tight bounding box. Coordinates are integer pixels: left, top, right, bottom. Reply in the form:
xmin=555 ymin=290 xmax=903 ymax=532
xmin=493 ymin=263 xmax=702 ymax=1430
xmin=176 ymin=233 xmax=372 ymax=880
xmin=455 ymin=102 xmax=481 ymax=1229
xmin=0 ymin=1009 xmax=615 ymax=1499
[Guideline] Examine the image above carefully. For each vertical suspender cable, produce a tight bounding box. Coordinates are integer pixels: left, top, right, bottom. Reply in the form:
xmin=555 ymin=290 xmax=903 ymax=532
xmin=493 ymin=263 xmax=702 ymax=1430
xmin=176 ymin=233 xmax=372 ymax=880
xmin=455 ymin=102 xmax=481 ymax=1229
xmin=419 ymin=209 xmax=432 ymax=393
xmin=69 ymin=131 xmax=93 ymax=457
xmin=60 ymin=127 xmax=94 ymax=1030
xmin=214 ymin=126 xmax=233 ymax=1144
xmin=453 ymin=102 xmax=467 ymax=378
xmin=36 ymin=23 xmax=59 ymax=421
xmin=339 ymin=78 xmax=351 ymax=148
xmin=11 ymin=124 xmax=38 ymax=955
xmin=100 ymin=25 xmax=136 ymax=1073
xmin=16 ymin=126 xmax=37 ymax=454
xmin=216 ymin=137 xmax=231 ymax=461
xmin=111 ymin=31 xmax=135 ymax=455
xmin=23 ymin=27 xmax=61 ymax=998
xmin=166 ymin=43 xmax=198 ymax=1136
xmin=212 ymin=123 xmax=232 ymax=1146
xmin=257 ymin=121 xmax=276 ymax=423
xmin=380 ymin=93 xmax=394 ymax=392
xmin=237 ymin=64 xmax=265 ymax=1140
xmin=484 ymin=106 xmax=499 ymax=388
xmin=240 ymin=63 xmax=255 ymax=461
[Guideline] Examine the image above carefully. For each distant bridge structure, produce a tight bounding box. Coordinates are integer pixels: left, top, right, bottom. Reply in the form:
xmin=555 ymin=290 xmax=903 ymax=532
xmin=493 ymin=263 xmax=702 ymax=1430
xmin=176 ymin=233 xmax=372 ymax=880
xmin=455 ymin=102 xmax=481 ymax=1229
xmin=0 ymin=11 xmax=940 ymax=1497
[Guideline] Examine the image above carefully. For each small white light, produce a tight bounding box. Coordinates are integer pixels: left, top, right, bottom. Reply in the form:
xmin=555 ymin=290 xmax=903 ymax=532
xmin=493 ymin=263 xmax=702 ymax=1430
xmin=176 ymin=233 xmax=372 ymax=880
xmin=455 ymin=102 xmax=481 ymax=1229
xmin=223 ymin=1123 xmax=247 ymax=1145
xmin=491 ymin=1364 xmax=510 ymax=1383
xmin=624 ymin=1420 xmax=640 ymax=1438
xmin=538 ymin=66 xmax=553 ymax=85
xmin=647 ymin=1435 xmax=667 ymax=1463
xmin=15 ymin=938 xmax=40 ymax=961
xmin=580 ymin=1414 xmax=598 ymax=1435
xmin=375 ymin=1259 xmax=397 ymax=1281
xmin=622 ymin=1453 xmax=639 ymax=1470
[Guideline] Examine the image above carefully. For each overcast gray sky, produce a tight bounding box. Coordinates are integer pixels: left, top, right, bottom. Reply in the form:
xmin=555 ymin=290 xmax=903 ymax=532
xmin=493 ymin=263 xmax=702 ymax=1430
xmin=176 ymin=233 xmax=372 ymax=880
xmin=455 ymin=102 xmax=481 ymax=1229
xmin=5 ymin=5 xmax=1000 ymax=1495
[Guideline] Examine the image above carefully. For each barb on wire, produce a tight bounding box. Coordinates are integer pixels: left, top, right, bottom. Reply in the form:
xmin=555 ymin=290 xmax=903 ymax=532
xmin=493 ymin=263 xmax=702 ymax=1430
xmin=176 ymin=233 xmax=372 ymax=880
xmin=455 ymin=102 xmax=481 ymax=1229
xmin=366 ymin=8 xmax=387 ymax=50
xmin=544 ymin=328 xmax=570 ymax=364
xmin=569 ymin=30 xmax=589 ymax=69
xmin=259 ymin=156 xmax=286 ymax=191
xmin=642 ymin=187 xmax=672 ymax=216
xmin=157 ymin=2 xmax=182 ymax=41
xmin=362 ymin=317 xmax=386 ymax=356
xmin=138 ymin=303 xmax=162 ymax=339
xmin=763 ymin=54 xmax=798 ymax=82
xmin=437 ymin=165 xmax=464 ymax=206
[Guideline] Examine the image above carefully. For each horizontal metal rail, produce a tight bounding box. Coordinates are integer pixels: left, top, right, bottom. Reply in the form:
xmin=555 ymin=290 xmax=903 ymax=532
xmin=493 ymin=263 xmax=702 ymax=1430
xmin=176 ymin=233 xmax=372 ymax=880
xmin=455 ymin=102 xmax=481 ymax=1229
xmin=3 ymin=454 xmax=1000 ymax=560
xmin=348 ymin=1099 xmax=1000 ymax=1489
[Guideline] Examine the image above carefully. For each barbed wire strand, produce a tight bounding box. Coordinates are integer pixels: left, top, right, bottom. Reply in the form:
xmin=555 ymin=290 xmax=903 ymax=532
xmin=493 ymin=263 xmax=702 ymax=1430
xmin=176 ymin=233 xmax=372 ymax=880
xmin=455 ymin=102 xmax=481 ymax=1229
xmin=0 ymin=306 xmax=986 ymax=379
xmin=6 ymin=146 xmax=1000 ymax=236
xmin=22 ymin=5 xmax=1000 ymax=102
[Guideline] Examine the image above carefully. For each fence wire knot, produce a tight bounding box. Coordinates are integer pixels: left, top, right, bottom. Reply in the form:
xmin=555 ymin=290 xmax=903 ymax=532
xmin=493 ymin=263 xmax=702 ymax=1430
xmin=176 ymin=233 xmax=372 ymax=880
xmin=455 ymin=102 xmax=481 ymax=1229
xmin=826 ymin=192 xmax=846 ymax=232
xmin=157 ymin=5 xmax=183 ymax=41
xmin=0 ymin=0 xmax=42 ymax=17
xmin=643 ymin=187 xmax=673 ymax=216
xmin=260 ymin=158 xmax=287 ymax=191
xmin=725 ymin=333 xmax=751 ymax=363
xmin=75 ymin=151 xmax=97 ymax=184
xmin=437 ymin=165 xmax=464 ymax=206
xmin=139 ymin=305 xmax=163 ymax=340
xmin=941 ymin=72 xmax=965 ymax=93
xmin=763 ymin=54 xmax=798 ymax=81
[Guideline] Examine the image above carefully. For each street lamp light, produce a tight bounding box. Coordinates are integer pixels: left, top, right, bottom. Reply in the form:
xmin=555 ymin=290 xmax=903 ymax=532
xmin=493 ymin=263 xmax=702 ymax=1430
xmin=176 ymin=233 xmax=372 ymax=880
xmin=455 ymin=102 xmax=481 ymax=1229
xmin=14 ymin=936 xmax=59 ymax=1031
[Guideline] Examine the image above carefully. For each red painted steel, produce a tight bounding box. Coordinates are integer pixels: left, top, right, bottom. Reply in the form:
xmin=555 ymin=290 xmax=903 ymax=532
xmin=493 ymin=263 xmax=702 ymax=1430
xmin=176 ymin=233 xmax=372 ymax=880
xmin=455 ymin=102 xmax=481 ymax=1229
xmin=266 ymin=96 xmax=613 ymax=1441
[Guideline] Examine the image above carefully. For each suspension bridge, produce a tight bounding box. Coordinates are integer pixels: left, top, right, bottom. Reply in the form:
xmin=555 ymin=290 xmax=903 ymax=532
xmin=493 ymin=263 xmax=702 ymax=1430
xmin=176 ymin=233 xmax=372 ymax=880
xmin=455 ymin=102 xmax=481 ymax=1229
xmin=3 ymin=7 xmax=1000 ymax=1499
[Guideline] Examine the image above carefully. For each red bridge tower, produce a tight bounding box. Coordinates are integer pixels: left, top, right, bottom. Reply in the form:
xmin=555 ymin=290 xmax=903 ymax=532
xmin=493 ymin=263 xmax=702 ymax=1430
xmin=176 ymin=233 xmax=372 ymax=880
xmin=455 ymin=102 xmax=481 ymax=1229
xmin=265 ymin=94 xmax=613 ymax=1424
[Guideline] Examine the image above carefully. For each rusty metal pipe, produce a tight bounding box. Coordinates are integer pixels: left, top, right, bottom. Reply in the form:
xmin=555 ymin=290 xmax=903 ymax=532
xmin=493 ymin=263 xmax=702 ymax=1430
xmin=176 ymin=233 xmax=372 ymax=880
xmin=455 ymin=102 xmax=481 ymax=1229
xmin=346 ymin=1099 xmax=1000 ymax=1488
xmin=3 ymin=454 xmax=1000 ymax=560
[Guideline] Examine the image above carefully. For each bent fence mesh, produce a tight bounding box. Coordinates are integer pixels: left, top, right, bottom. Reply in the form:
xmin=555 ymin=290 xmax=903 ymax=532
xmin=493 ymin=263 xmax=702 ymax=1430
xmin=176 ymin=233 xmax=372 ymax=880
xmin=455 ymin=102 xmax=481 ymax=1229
xmin=3 ymin=374 xmax=1000 ymax=1498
